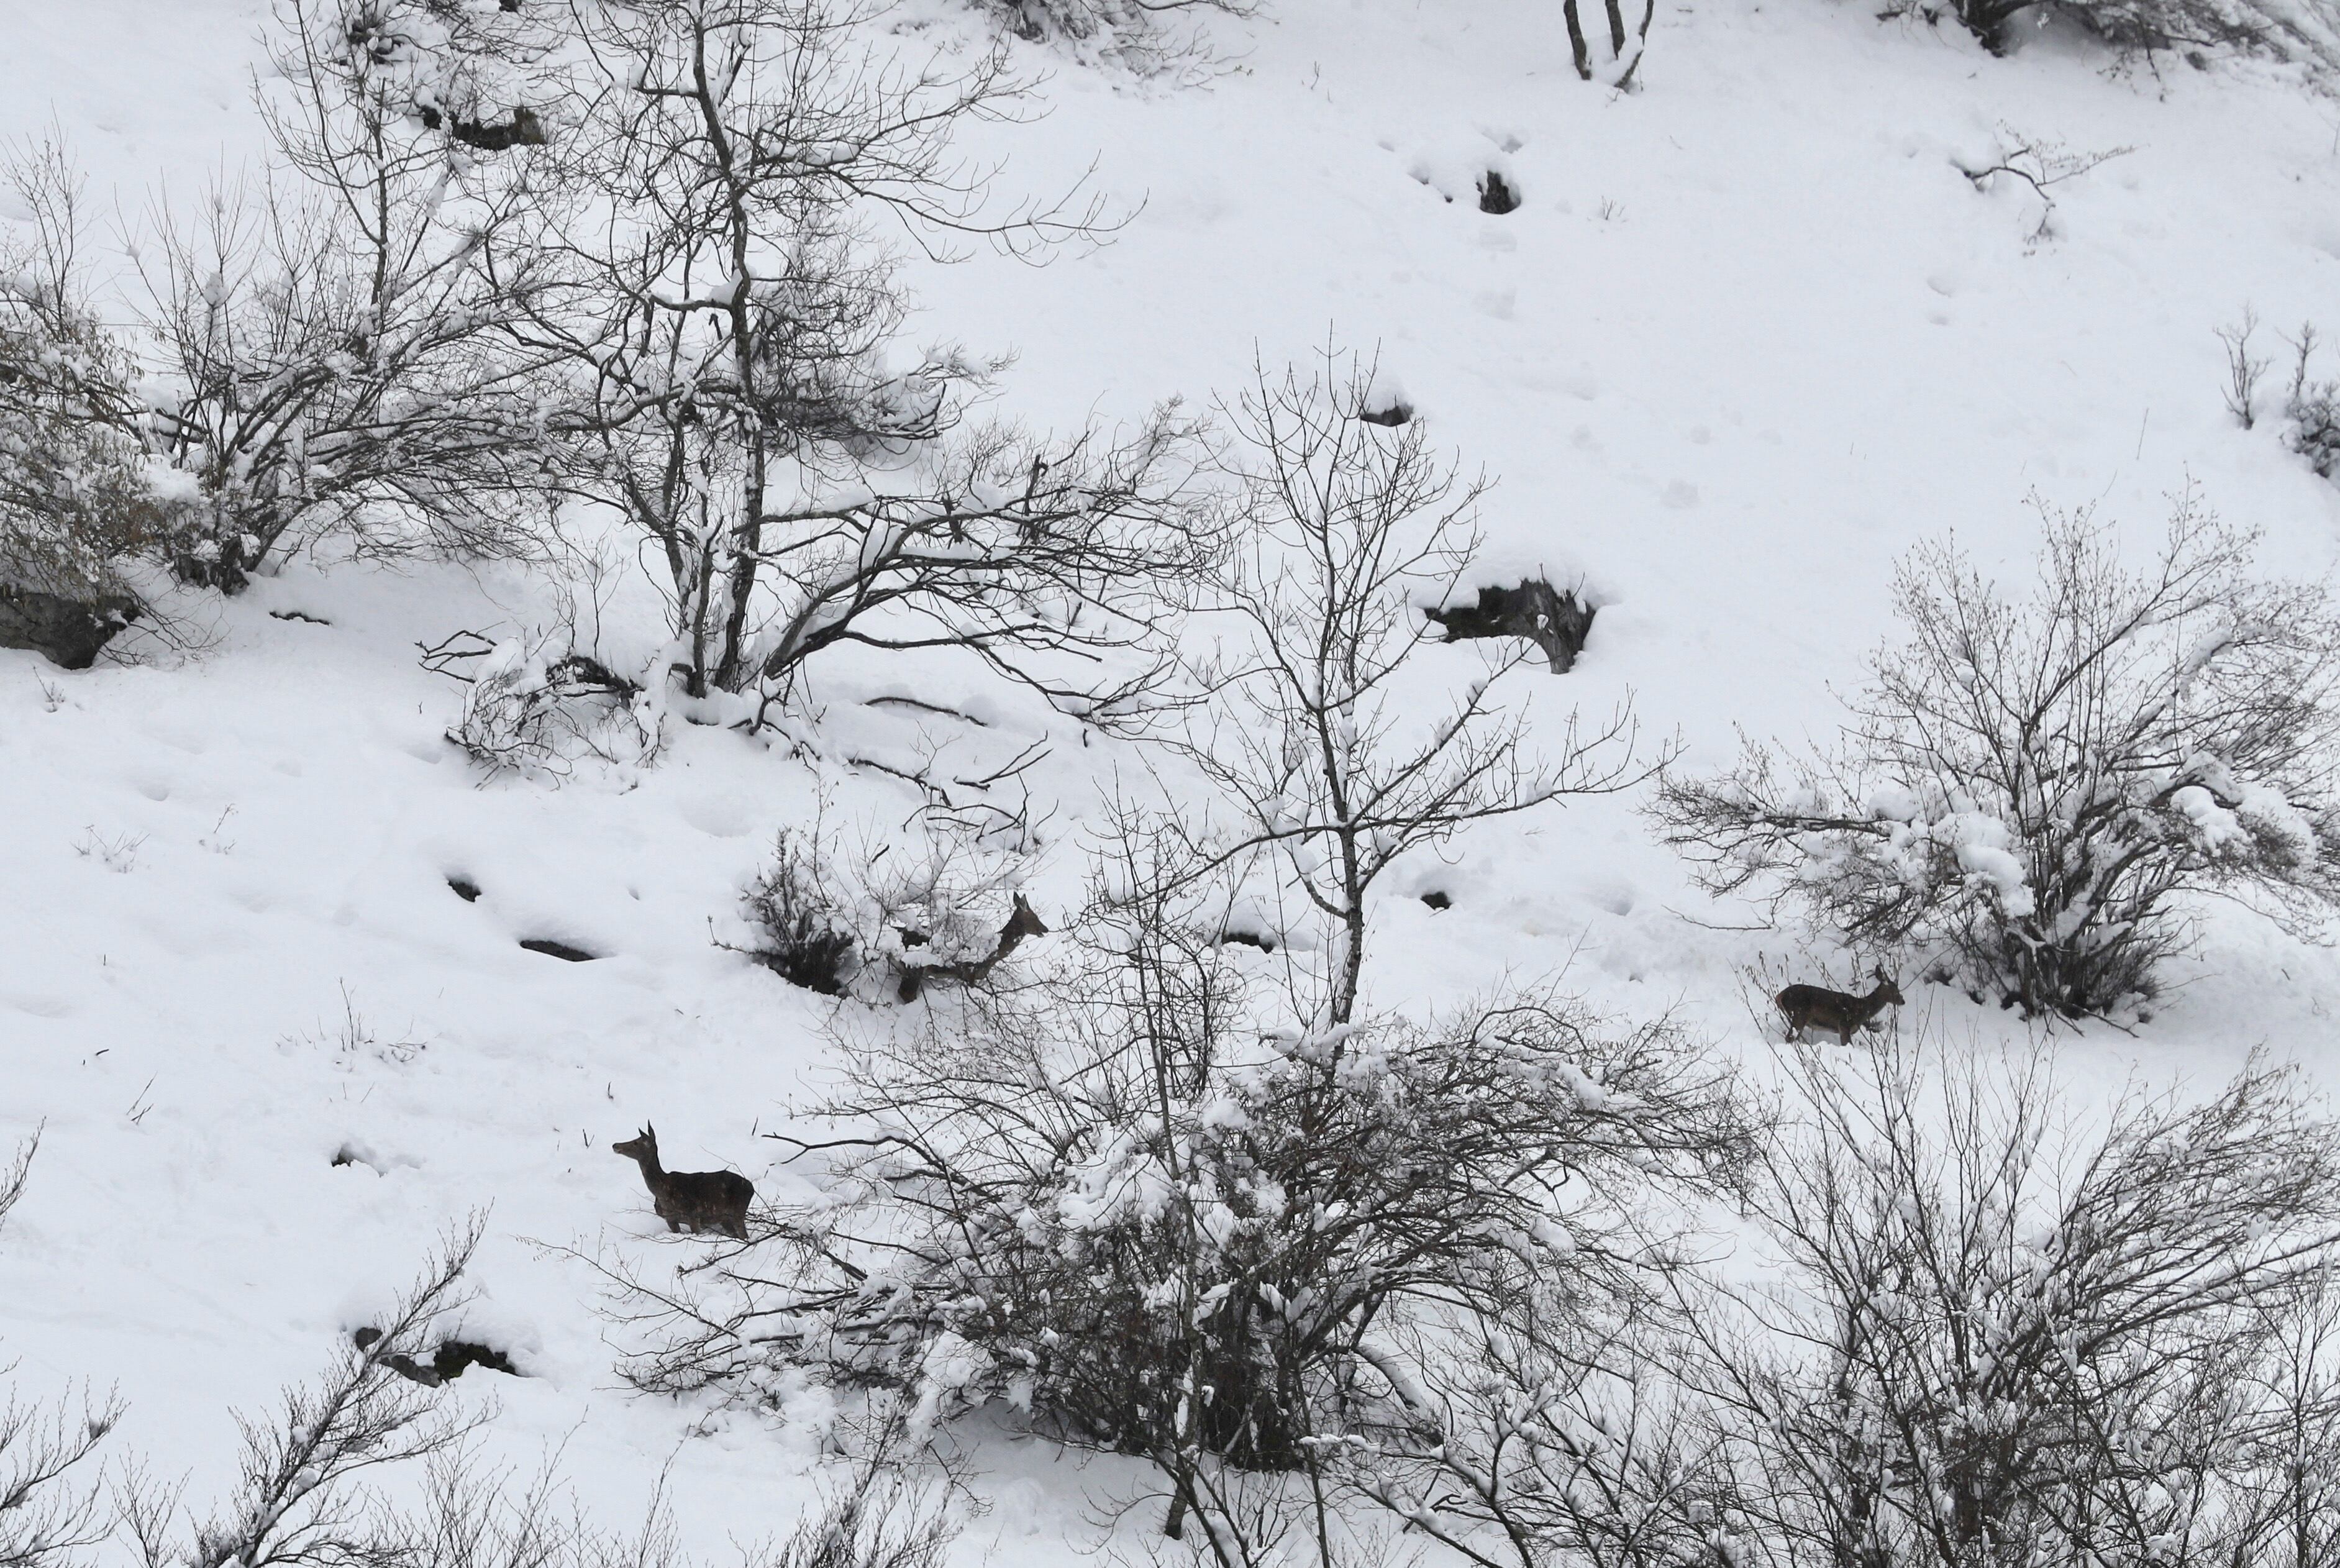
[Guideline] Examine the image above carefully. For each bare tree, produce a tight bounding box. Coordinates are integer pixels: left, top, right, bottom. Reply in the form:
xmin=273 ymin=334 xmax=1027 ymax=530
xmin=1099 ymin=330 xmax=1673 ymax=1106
xmin=1655 ymin=492 xmax=2340 ymax=1019
xmin=1559 ymin=0 xmax=1659 ymax=87
xmin=1170 ymin=349 xmax=1646 ymax=1024
xmin=1681 ymin=1034 xmax=2340 ymax=1568
xmin=0 ymin=1133 xmax=121 ymax=1568
xmin=486 ymin=0 xmax=1215 ymax=713
xmin=117 ymin=1221 xmax=493 ymax=1568
xmin=1352 ymin=1304 xmax=1744 ymax=1568
xmin=139 ymin=0 xmax=557 ymax=592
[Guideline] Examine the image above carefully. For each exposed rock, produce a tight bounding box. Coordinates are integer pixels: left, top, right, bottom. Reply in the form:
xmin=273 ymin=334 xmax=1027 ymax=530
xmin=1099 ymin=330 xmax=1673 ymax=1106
xmin=0 ymin=581 xmax=137 ymax=669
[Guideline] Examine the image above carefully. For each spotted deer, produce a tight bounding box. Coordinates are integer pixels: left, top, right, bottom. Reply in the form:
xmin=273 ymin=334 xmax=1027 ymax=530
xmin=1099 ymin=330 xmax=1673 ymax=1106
xmin=611 ymin=1125 xmax=753 ymax=1240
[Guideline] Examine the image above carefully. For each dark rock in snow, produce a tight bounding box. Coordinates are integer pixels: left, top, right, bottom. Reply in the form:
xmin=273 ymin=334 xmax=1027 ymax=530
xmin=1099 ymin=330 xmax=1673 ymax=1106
xmin=0 ymin=581 xmax=137 ymax=669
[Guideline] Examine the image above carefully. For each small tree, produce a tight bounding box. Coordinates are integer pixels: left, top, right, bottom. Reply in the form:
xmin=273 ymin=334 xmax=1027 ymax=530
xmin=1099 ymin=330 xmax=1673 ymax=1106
xmin=499 ymin=0 xmax=1213 ymax=711
xmin=1173 ymin=349 xmax=1644 ymax=1025
xmin=1656 ymin=493 xmax=2340 ymax=1019
xmin=140 ymin=0 xmax=557 ymax=591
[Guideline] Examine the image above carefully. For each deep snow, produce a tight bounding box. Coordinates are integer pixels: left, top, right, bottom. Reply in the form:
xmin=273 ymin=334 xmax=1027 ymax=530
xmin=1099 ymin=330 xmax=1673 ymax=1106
xmin=7 ymin=0 xmax=2340 ymax=1558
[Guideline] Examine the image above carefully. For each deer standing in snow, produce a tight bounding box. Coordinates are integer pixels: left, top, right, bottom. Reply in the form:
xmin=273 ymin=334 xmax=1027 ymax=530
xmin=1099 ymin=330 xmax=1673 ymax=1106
xmin=1775 ymin=970 xmax=1906 ymax=1046
xmin=611 ymin=1125 xmax=753 ymax=1240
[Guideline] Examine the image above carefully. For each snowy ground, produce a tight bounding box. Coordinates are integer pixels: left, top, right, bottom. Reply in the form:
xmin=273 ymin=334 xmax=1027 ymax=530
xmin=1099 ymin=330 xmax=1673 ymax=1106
xmin=7 ymin=0 xmax=2340 ymax=1559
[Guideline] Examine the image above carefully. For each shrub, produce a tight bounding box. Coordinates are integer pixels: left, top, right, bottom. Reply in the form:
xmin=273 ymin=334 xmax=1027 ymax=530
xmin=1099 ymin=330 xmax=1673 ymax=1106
xmin=1655 ymin=492 xmax=2340 ymax=1019
xmin=1171 ymin=349 xmax=1644 ymax=1026
xmin=1687 ymin=1036 xmax=2340 ymax=1568
xmin=438 ymin=632 xmax=660 ymax=780
xmin=1888 ymin=0 xmax=2340 ymax=71
xmin=0 ymin=140 xmax=174 ymax=665
xmin=594 ymin=829 xmax=1755 ymax=1553
xmin=740 ymin=827 xmax=863 ymax=995
xmin=2282 ymin=324 xmax=2340 ymax=481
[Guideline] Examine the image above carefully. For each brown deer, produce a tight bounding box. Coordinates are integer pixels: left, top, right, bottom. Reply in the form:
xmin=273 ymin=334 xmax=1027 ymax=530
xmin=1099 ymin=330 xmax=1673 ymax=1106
xmin=611 ymin=1125 xmax=753 ymax=1240
xmin=896 ymin=893 xmax=1048 ymax=1002
xmin=1775 ymin=970 xmax=1906 ymax=1046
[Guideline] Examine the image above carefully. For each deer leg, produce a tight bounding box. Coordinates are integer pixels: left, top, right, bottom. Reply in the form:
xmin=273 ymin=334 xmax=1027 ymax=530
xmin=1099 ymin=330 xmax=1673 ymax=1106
xmin=1604 ymin=0 xmax=1628 ymax=55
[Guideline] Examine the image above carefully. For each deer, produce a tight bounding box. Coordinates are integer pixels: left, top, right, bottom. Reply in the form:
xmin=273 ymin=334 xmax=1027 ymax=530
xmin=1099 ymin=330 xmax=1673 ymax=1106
xmin=1775 ymin=969 xmax=1906 ymax=1046
xmin=610 ymin=1125 xmax=753 ymax=1241
xmin=896 ymin=893 xmax=1048 ymax=1002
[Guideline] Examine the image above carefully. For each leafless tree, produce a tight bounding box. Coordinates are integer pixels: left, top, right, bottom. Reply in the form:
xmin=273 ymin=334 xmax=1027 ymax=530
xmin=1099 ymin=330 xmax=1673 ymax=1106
xmin=1169 ymin=349 xmax=1647 ymax=1024
xmin=1351 ymin=1303 xmax=1744 ymax=1568
xmin=124 ymin=1220 xmax=494 ymax=1568
xmin=1679 ymin=1034 xmax=2340 ymax=1568
xmin=1655 ymin=492 xmax=2340 ymax=1019
xmin=138 ymin=0 xmax=558 ymax=591
xmin=1559 ymin=0 xmax=1659 ymax=87
xmin=486 ymin=0 xmax=1216 ymax=714
xmin=0 ymin=1133 xmax=121 ymax=1568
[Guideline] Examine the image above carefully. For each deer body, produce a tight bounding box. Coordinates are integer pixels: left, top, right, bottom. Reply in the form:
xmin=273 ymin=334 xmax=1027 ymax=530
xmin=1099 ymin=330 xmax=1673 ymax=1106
xmin=897 ymin=893 xmax=1048 ymax=1002
xmin=1775 ymin=972 xmax=1906 ymax=1046
xmin=611 ymin=1126 xmax=753 ymax=1240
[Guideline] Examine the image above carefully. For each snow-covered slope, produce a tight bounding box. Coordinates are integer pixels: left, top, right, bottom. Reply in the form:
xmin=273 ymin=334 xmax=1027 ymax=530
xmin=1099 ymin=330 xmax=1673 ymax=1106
xmin=6 ymin=0 xmax=2340 ymax=1557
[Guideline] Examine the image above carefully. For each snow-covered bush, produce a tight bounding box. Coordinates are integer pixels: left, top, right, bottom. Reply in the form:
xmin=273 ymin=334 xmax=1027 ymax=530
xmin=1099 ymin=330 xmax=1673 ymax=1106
xmin=1170 ymin=349 xmax=1646 ymax=1026
xmin=442 ymin=632 xmax=660 ymax=780
xmin=601 ymin=830 xmax=1754 ymax=1551
xmin=2281 ymin=323 xmax=2340 ymax=480
xmin=1685 ymin=1036 xmax=2340 ymax=1568
xmin=1655 ymin=493 xmax=2340 ymax=1019
xmin=1888 ymin=0 xmax=2340 ymax=70
xmin=972 ymin=0 xmax=1247 ymax=76
xmin=740 ymin=826 xmax=865 ymax=995
xmin=139 ymin=0 xmax=558 ymax=592
xmin=0 ymin=140 xmax=174 ymax=665
xmin=735 ymin=819 xmax=1038 ymax=1000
